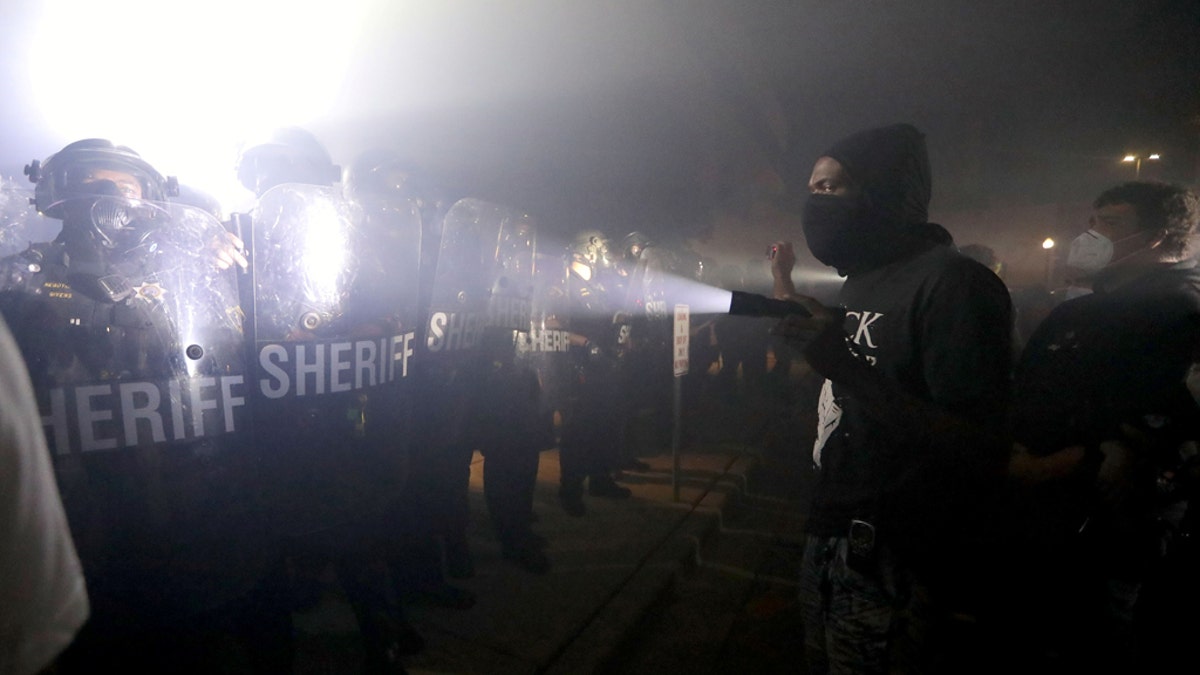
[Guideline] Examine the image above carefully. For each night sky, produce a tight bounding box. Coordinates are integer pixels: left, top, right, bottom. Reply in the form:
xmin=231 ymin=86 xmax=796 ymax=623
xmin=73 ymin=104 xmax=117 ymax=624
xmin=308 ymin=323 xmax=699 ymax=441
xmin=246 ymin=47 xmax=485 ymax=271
xmin=2 ymin=0 xmax=1197 ymax=285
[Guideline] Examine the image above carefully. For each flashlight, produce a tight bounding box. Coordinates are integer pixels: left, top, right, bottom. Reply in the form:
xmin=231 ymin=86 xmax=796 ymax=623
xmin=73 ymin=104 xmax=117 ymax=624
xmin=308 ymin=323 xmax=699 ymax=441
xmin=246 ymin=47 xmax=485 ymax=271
xmin=728 ymin=290 xmax=811 ymax=318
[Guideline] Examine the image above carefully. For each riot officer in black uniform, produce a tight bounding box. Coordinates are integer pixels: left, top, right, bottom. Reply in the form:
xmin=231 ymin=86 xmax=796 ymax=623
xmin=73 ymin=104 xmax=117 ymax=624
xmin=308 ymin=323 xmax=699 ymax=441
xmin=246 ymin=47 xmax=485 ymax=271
xmin=237 ymin=130 xmax=425 ymax=671
xmin=472 ymin=209 xmax=550 ymax=573
xmin=558 ymin=230 xmax=633 ymax=516
xmin=1 ymin=139 xmax=282 ymax=671
xmin=618 ymin=230 xmax=678 ymax=468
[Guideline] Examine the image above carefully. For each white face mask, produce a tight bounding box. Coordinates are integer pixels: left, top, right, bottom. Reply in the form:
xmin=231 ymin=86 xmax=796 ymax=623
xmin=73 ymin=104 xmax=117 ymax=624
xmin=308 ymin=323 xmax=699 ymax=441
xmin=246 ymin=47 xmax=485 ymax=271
xmin=1066 ymin=229 xmax=1113 ymax=272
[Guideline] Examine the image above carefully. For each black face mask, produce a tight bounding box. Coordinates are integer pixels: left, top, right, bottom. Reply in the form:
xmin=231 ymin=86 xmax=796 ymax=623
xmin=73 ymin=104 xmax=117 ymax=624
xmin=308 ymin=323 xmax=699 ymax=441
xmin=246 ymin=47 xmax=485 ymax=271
xmin=801 ymin=193 xmax=907 ymax=274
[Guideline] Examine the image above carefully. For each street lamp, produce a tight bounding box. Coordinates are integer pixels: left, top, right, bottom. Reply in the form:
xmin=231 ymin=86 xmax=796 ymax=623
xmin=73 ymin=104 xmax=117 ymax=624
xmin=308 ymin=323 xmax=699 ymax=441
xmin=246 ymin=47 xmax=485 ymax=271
xmin=1042 ymin=238 xmax=1055 ymax=287
xmin=1122 ymin=153 xmax=1160 ymax=179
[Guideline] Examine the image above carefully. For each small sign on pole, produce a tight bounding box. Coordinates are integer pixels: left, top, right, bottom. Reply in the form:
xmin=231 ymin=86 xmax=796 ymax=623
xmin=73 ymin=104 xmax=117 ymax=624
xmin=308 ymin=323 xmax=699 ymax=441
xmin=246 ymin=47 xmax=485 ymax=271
xmin=673 ymin=304 xmax=689 ymax=377
xmin=671 ymin=303 xmax=689 ymax=501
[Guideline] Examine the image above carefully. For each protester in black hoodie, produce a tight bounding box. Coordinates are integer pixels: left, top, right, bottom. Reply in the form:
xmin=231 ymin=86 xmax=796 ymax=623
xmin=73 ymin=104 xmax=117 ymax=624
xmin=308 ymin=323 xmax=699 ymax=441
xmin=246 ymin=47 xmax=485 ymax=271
xmin=771 ymin=124 xmax=1013 ymax=674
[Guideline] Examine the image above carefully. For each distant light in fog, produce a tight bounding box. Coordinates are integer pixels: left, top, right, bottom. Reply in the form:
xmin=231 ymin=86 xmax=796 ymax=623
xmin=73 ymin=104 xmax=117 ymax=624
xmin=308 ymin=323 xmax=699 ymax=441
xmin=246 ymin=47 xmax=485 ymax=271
xmin=1148 ymin=153 xmax=1161 ymax=160
xmin=1042 ymin=238 xmax=1055 ymax=250
xmin=28 ymin=0 xmax=375 ymax=207
xmin=1122 ymin=155 xmax=1137 ymax=163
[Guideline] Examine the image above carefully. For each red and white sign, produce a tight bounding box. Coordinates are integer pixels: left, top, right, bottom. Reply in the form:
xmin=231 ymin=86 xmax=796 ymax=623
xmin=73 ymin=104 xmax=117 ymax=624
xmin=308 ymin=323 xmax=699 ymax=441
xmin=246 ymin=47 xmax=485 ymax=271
xmin=673 ymin=304 xmax=689 ymax=377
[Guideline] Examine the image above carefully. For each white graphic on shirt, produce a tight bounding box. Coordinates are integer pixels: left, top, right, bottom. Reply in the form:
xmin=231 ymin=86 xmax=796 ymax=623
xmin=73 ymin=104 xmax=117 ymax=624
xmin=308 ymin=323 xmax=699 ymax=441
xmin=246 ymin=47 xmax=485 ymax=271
xmin=811 ymin=308 xmax=885 ymax=466
xmin=845 ymin=310 xmax=883 ymax=348
xmin=813 ymin=378 xmax=840 ymax=467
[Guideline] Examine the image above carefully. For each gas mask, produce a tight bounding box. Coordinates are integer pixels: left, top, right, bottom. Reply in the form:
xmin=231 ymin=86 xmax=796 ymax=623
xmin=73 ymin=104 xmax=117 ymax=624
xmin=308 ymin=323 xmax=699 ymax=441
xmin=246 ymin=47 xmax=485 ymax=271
xmin=59 ymin=185 xmax=157 ymax=303
xmin=90 ymin=195 xmax=138 ymax=248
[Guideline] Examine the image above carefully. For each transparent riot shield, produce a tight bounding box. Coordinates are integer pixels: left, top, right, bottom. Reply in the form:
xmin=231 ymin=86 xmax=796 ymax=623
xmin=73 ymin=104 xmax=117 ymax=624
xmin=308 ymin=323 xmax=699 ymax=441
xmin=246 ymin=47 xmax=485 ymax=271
xmin=625 ymin=244 xmax=680 ymax=454
xmin=420 ymin=198 xmax=535 ymax=389
xmin=424 ymin=198 xmax=501 ymax=354
xmin=487 ymin=207 xmax=536 ymax=332
xmin=517 ymin=250 xmax=572 ymax=437
xmin=416 ymin=198 xmax=529 ymax=391
xmin=474 ymin=205 xmax=542 ymax=447
xmin=0 ymin=195 xmax=267 ymax=627
xmin=245 ymin=183 xmax=419 ymax=541
xmin=0 ymin=178 xmax=58 ymax=258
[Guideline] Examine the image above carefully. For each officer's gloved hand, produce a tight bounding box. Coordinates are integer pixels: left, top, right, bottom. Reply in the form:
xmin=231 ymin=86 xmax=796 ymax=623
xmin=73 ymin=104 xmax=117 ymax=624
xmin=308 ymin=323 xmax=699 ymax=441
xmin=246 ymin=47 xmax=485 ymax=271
xmin=208 ymin=230 xmax=248 ymax=271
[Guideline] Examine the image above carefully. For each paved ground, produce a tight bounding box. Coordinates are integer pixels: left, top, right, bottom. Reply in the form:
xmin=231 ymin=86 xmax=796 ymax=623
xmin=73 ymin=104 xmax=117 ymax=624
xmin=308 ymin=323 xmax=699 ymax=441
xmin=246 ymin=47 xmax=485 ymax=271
xmin=289 ymin=448 xmax=810 ymax=673
xmin=290 ymin=375 xmax=818 ymax=674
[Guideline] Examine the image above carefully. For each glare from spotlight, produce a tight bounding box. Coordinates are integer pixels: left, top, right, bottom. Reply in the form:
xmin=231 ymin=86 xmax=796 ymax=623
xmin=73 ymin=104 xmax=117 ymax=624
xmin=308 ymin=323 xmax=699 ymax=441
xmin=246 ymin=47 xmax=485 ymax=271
xmin=28 ymin=0 xmax=375 ymax=206
xmin=1042 ymin=238 xmax=1055 ymax=250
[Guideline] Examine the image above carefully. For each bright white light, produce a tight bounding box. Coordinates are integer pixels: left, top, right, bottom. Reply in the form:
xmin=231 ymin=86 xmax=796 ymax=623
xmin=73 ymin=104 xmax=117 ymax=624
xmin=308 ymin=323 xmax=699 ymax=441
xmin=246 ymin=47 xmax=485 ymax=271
xmin=29 ymin=0 xmax=376 ymax=207
xmin=1042 ymin=238 xmax=1055 ymax=250
xmin=793 ymin=268 xmax=845 ymax=285
xmin=661 ymin=274 xmax=734 ymax=315
xmin=300 ymin=199 xmax=352 ymax=305
xmin=1148 ymin=153 xmax=1161 ymax=160
xmin=1122 ymin=155 xmax=1137 ymax=163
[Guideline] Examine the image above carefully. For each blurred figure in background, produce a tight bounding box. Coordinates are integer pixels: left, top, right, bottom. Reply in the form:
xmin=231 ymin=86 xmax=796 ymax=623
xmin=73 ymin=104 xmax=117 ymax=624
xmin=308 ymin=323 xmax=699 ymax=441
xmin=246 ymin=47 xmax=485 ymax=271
xmin=959 ymin=243 xmax=1004 ymax=281
xmin=1007 ymin=181 xmax=1200 ymax=673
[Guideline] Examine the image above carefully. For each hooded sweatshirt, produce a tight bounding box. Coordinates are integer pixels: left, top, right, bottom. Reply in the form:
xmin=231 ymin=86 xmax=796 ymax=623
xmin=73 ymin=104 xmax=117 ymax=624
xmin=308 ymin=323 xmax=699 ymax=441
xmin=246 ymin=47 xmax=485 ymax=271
xmin=803 ymin=124 xmax=1013 ymax=581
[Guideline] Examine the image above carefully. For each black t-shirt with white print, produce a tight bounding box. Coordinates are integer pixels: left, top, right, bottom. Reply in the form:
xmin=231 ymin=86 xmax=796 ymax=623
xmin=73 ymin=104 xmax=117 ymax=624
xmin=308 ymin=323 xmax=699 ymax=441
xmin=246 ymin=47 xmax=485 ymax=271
xmin=806 ymin=241 xmax=1013 ymax=559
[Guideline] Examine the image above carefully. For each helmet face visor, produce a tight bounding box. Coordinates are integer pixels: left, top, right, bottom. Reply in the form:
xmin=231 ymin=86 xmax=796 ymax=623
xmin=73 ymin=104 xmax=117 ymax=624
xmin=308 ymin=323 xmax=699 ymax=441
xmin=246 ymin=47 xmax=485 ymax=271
xmin=38 ymin=152 xmax=166 ymax=217
xmin=54 ymin=194 xmax=170 ymax=248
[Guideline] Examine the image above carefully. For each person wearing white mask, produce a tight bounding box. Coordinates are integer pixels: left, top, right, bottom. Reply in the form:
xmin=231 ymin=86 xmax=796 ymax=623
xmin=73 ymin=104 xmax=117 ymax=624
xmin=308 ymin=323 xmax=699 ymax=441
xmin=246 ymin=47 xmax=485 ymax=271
xmin=1006 ymin=181 xmax=1200 ymax=673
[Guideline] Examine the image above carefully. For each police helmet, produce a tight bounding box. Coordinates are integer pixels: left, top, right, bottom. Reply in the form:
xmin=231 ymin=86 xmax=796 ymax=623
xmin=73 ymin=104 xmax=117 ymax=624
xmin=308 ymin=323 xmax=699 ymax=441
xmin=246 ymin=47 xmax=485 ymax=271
xmin=173 ymin=184 xmax=225 ymax=221
xmin=236 ymin=127 xmax=341 ymax=196
xmin=343 ymin=148 xmax=427 ymax=207
xmin=620 ymin=230 xmax=651 ymax=263
xmin=572 ymin=229 xmax=614 ymax=270
xmin=25 ymin=139 xmax=175 ymax=220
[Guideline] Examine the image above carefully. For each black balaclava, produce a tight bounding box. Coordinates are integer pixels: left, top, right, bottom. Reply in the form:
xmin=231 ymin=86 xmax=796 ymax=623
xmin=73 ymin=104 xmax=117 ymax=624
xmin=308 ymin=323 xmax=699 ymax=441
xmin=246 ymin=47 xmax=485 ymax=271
xmin=802 ymin=123 xmax=934 ymax=275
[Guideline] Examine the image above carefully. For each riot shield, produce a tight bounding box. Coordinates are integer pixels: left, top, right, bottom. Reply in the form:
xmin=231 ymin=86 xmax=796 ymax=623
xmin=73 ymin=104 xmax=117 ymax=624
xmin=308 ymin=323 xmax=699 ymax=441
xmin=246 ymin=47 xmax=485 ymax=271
xmin=0 ymin=178 xmax=58 ymax=258
xmin=420 ymin=198 xmax=537 ymax=383
xmin=517 ymin=250 xmax=572 ymax=433
xmin=0 ymin=196 xmax=266 ymax=628
xmin=245 ymin=183 xmax=419 ymax=542
xmin=419 ymin=198 xmax=534 ymax=377
xmin=625 ymin=243 xmax=681 ymax=452
xmin=487 ymin=206 xmax=536 ymax=332
xmin=475 ymin=204 xmax=541 ymax=445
